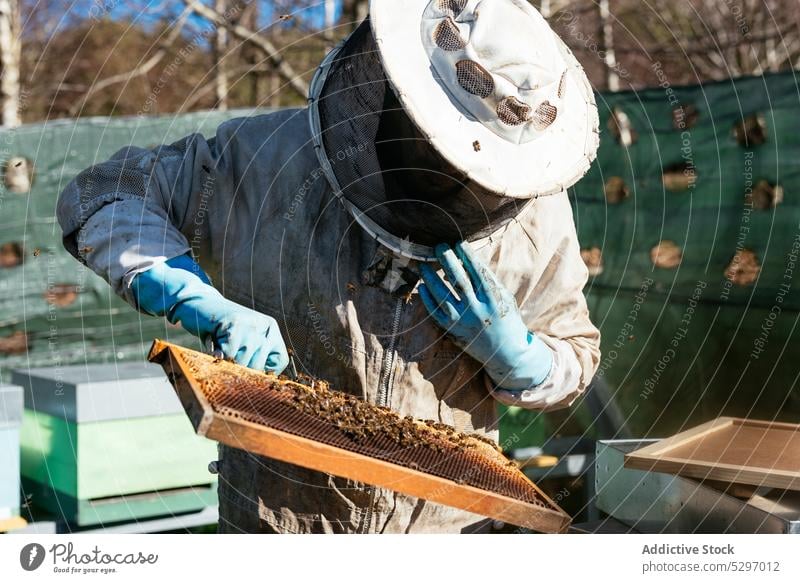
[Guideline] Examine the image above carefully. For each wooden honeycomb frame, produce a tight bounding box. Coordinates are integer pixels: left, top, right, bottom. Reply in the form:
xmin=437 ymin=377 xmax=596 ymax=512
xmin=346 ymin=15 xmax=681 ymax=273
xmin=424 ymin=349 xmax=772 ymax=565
xmin=149 ymin=339 xmax=571 ymax=532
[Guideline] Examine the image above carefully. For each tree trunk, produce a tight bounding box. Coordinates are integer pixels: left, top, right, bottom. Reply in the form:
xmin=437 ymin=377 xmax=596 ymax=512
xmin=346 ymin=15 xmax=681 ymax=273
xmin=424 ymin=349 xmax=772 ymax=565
xmin=236 ymin=1 xmax=261 ymax=106
xmin=268 ymin=67 xmax=280 ymax=108
xmin=0 ymin=0 xmax=21 ymax=127
xmin=341 ymin=0 xmax=368 ymax=30
xmin=184 ymin=0 xmax=309 ymax=99
xmin=214 ymin=0 xmax=229 ymax=111
xmin=539 ymin=0 xmax=551 ymax=19
xmin=598 ymin=0 xmax=620 ymax=92
xmin=324 ymin=0 xmax=336 ymax=40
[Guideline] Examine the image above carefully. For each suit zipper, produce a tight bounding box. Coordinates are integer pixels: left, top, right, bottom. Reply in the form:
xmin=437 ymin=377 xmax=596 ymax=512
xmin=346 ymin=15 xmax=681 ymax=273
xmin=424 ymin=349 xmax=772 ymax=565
xmin=377 ymin=298 xmax=403 ymax=408
xmin=360 ymin=296 xmax=404 ymax=533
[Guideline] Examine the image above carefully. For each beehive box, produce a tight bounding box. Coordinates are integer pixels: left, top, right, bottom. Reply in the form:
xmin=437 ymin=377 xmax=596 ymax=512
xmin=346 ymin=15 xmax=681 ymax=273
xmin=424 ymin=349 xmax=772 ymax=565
xmin=13 ymin=363 xmax=217 ymax=526
xmin=0 ymin=384 xmax=23 ymax=521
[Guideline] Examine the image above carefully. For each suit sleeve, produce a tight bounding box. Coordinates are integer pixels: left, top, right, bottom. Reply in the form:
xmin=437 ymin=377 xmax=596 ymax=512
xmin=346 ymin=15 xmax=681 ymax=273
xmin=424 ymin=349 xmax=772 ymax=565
xmin=488 ymin=191 xmax=601 ymax=411
xmin=56 ymin=126 xmax=236 ymax=306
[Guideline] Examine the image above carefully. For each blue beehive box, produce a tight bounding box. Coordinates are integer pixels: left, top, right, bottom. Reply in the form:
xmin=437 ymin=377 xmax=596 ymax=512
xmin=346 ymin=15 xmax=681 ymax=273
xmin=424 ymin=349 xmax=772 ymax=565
xmin=0 ymin=384 xmax=23 ymax=520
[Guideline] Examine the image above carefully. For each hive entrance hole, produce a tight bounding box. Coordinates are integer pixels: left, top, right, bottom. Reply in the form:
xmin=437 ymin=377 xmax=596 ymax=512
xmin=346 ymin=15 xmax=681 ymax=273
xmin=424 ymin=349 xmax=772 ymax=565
xmin=662 ymin=161 xmax=696 ymax=192
xmin=0 ymin=242 xmax=23 ymax=268
xmin=733 ymin=114 xmax=767 ymax=147
xmin=3 ymin=157 xmax=34 ymax=193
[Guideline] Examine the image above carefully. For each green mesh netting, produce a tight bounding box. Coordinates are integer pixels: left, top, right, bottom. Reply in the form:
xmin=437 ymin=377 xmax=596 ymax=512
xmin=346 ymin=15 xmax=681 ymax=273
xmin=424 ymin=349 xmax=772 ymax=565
xmin=0 ymin=109 xmax=271 ymax=376
xmin=571 ymin=72 xmax=800 ymax=436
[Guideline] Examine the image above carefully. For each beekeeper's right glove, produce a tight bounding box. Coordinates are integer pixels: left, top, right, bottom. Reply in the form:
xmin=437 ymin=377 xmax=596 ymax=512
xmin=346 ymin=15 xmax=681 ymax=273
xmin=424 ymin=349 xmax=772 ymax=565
xmin=418 ymin=243 xmax=553 ymax=391
xmin=131 ymin=254 xmax=289 ymax=374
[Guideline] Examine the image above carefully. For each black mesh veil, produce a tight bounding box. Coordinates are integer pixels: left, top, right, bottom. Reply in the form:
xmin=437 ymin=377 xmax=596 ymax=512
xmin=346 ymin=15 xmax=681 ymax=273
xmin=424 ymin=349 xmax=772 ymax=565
xmin=315 ymin=19 xmax=525 ymax=250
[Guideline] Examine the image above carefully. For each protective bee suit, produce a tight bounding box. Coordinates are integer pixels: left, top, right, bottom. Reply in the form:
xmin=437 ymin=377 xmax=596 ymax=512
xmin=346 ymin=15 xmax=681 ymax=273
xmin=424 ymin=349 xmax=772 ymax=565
xmin=57 ymin=0 xmax=600 ymax=533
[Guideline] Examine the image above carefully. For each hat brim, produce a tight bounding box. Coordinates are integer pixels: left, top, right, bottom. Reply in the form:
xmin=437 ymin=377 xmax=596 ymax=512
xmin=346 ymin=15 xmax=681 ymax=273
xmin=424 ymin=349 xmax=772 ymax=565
xmin=370 ymin=0 xmax=600 ymax=198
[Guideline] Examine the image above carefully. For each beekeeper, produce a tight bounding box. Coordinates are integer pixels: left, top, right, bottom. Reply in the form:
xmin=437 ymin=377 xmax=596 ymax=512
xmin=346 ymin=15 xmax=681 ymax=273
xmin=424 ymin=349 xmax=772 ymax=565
xmin=57 ymin=0 xmax=600 ymax=533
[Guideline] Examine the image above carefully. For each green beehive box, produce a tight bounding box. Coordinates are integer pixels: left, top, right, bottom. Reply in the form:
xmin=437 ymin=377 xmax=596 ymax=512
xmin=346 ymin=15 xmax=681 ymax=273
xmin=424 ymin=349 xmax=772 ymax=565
xmin=14 ymin=363 xmax=217 ymax=526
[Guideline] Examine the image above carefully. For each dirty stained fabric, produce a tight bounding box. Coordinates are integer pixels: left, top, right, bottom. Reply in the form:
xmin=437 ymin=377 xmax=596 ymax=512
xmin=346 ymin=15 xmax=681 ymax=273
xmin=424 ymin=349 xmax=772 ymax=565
xmin=56 ymin=107 xmax=599 ymax=533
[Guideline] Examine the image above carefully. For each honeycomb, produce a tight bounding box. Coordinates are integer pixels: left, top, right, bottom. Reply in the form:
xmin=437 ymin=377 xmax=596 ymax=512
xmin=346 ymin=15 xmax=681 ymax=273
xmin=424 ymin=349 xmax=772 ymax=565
xmin=150 ymin=341 xmax=553 ymax=509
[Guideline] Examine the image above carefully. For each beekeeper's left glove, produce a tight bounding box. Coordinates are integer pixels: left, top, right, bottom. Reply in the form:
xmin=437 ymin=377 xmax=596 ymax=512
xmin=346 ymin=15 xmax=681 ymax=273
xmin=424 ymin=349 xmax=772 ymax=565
xmin=418 ymin=242 xmax=553 ymax=391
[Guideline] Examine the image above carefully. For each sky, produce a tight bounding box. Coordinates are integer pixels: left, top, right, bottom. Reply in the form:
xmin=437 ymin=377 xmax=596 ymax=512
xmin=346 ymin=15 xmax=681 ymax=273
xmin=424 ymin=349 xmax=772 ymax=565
xmin=96 ymin=0 xmax=344 ymax=30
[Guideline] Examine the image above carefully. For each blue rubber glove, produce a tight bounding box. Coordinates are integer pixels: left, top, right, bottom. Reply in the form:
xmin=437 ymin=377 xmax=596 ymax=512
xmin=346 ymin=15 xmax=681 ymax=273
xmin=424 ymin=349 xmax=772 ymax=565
xmin=132 ymin=254 xmax=289 ymax=374
xmin=418 ymin=242 xmax=553 ymax=391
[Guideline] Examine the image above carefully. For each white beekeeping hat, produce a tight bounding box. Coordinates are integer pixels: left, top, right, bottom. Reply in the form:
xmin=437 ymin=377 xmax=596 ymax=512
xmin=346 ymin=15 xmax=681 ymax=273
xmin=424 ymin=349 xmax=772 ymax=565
xmin=308 ymin=0 xmax=599 ymax=261
xmin=370 ymin=0 xmax=599 ymax=198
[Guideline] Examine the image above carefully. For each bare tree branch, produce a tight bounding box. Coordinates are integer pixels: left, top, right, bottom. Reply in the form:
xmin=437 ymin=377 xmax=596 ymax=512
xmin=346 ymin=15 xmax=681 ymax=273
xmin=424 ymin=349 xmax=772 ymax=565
xmin=177 ymin=76 xmax=218 ymax=112
xmin=67 ymin=7 xmax=191 ymax=116
xmin=178 ymin=61 xmax=279 ymax=112
xmin=182 ymin=0 xmax=309 ymax=98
